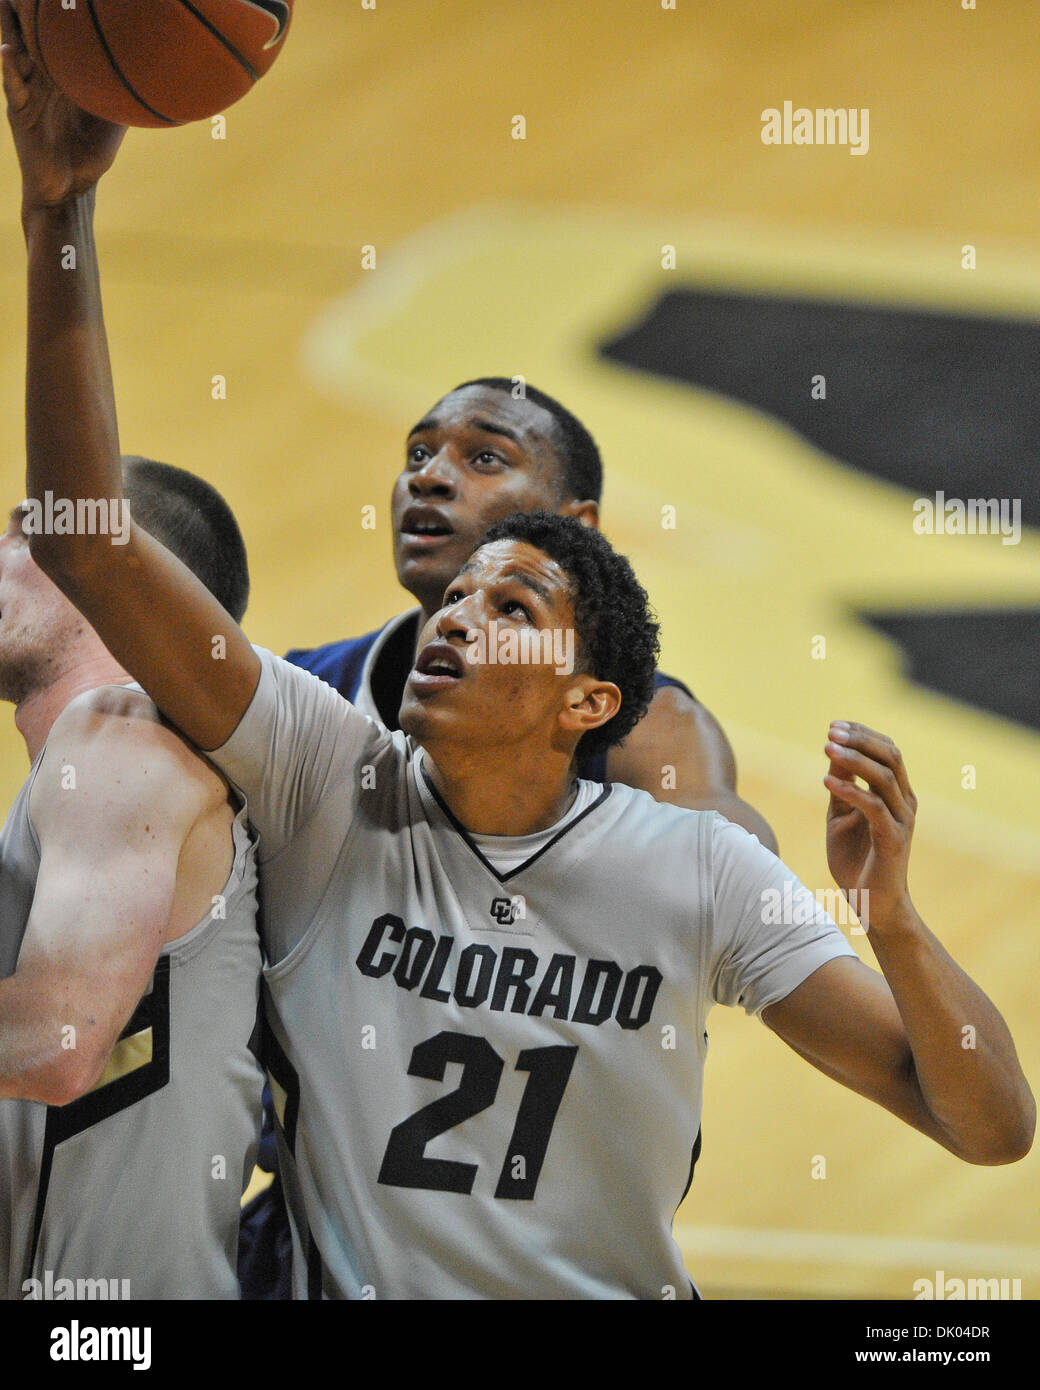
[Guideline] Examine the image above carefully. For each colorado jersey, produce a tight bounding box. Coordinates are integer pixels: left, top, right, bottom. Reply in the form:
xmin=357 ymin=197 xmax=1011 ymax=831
xmin=0 ymin=705 xmax=265 ymax=1301
xmin=214 ymin=651 xmax=856 ymax=1300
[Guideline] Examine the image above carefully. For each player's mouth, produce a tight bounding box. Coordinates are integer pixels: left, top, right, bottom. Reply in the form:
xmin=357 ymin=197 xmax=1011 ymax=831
xmin=409 ymin=640 xmax=466 ymax=693
xmin=399 ymin=505 xmax=456 ymax=549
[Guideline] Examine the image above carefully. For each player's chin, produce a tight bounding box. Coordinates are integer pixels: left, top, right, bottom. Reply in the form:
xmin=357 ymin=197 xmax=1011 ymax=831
xmin=395 ymin=537 xmax=470 ymax=592
xmin=401 ymin=680 xmax=471 ymax=745
xmin=399 ymin=691 xmax=441 ymax=742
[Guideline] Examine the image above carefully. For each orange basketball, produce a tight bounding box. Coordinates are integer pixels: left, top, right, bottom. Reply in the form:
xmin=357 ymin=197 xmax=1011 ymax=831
xmin=24 ymin=0 xmax=294 ymax=127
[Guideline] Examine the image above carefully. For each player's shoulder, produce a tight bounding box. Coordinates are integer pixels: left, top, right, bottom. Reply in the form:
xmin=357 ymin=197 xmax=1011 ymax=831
xmin=43 ymin=683 xmax=227 ymax=808
xmin=59 ymin=680 xmax=161 ymax=726
xmin=603 ymin=782 xmax=770 ymax=858
xmin=597 ymin=777 xmax=715 ymax=837
xmin=257 ymin=646 xmax=400 ymax=761
xmin=46 ymin=681 xmax=170 ymax=755
xmin=260 ymin=645 xmax=376 ymax=718
xmin=653 ymin=669 xmax=696 ymax=703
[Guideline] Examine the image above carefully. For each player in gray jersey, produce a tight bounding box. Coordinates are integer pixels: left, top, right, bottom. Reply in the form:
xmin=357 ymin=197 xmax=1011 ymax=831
xmin=0 ymin=455 xmax=263 ymax=1299
xmin=4 ymin=18 xmax=1033 ymax=1299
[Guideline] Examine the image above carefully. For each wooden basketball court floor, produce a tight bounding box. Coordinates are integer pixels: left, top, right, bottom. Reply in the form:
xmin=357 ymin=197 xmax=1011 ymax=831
xmin=0 ymin=1 xmax=1037 ymax=1299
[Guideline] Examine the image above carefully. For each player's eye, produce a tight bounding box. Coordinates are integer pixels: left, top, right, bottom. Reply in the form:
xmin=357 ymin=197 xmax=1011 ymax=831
xmin=473 ymin=450 xmax=504 ymax=468
xmin=444 ymin=587 xmax=465 ymax=605
xmin=502 ymin=598 xmax=533 ymax=621
xmin=407 ymin=443 xmax=433 ymax=467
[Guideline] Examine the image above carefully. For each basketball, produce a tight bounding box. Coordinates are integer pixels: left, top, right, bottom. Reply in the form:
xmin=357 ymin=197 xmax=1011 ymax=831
xmin=23 ymin=0 xmax=294 ymax=128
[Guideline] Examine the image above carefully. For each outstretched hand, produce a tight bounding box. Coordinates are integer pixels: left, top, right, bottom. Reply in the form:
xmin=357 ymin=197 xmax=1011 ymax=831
xmin=1 ymin=0 xmax=125 ymax=212
xmin=824 ymin=721 xmax=917 ymax=930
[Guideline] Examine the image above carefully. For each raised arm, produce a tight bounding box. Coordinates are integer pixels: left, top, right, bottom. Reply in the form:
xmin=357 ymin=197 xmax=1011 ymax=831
xmin=2 ymin=0 xmax=258 ymax=750
xmin=763 ymin=722 xmax=1034 ymax=1165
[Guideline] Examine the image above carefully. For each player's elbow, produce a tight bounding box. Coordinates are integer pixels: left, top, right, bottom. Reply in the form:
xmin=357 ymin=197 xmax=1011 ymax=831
xmin=23 ymin=1049 xmax=107 ymax=1108
xmin=991 ymin=1097 xmax=1036 ymax=1165
xmin=953 ymin=1098 xmax=1035 ymax=1167
xmin=962 ymin=1134 xmax=1033 ymax=1167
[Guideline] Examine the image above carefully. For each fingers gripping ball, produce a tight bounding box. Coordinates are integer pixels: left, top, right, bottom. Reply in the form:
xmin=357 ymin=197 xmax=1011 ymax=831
xmin=24 ymin=0 xmax=294 ymax=127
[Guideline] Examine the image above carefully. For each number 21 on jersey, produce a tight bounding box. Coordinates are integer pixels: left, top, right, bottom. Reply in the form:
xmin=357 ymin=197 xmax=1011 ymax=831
xmin=377 ymin=1030 xmax=577 ymax=1200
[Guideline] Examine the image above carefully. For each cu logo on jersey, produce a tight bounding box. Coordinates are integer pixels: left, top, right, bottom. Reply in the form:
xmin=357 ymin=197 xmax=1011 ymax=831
xmin=237 ymin=0 xmax=291 ymax=49
xmin=490 ymin=896 xmax=524 ymax=925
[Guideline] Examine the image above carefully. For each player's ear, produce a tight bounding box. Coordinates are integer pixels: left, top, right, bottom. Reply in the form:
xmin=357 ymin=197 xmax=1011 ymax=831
xmin=558 ymin=677 xmax=620 ymax=739
xmin=558 ymin=498 xmax=599 ymax=530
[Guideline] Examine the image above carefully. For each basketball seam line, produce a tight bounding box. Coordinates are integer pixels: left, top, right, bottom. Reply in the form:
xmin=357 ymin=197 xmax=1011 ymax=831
xmin=173 ymin=0 xmax=260 ymax=84
xmin=85 ymin=0 xmax=179 ymax=126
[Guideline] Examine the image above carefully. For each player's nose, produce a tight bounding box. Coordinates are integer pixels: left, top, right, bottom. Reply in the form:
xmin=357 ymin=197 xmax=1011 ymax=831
xmin=436 ymin=590 xmax=483 ymax=640
xmin=409 ymin=450 xmax=458 ymax=499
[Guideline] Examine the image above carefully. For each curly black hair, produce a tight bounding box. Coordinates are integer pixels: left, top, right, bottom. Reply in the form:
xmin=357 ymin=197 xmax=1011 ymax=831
xmin=480 ymin=511 xmax=660 ymax=760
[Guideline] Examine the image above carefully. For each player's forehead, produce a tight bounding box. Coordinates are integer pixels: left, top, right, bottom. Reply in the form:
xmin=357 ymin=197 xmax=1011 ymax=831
xmin=409 ymin=386 xmax=562 ymax=458
xmin=456 ymin=539 xmax=572 ymax=604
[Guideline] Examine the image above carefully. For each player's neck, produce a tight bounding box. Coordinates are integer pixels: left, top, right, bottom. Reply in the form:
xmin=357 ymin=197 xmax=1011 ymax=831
xmin=16 ymin=660 xmax=135 ymax=762
xmin=423 ymin=743 xmax=578 ymax=837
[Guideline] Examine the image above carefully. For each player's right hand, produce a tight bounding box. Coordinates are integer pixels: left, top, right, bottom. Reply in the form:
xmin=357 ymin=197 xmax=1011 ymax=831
xmin=823 ymin=720 xmax=917 ymax=932
xmin=0 ymin=0 xmax=125 ymax=213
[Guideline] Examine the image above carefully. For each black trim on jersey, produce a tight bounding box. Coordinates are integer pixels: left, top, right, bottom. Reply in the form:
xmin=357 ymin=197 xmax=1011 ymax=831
xmin=257 ymin=1005 xmax=328 ymax=1300
xmin=675 ymin=1126 xmax=702 ymax=1216
xmin=260 ymin=1004 xmax=301 ymax=1153
xmin=246 ymin=1010 xmax=264 ymax=1071
xmin=420 ymin=764 xmax=614 ymax=883
xmin=30 ymin=958 xmax=172 ymax=1269
xmin=306 ymin=1236 xmax=324 ymax=1301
